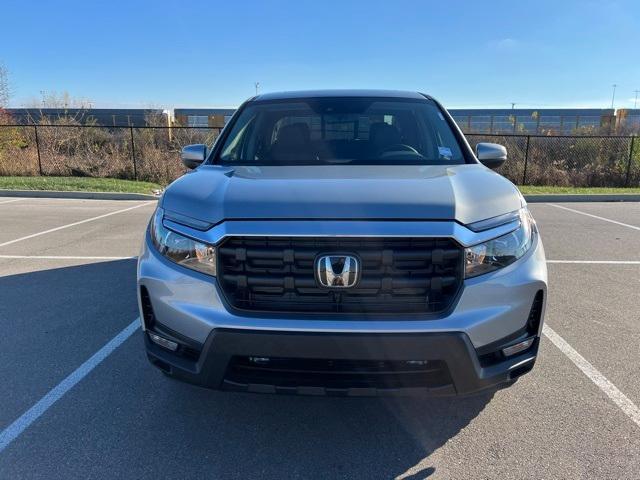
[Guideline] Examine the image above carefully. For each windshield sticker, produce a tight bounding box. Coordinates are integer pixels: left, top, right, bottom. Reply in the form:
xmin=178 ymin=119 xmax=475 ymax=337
xmin=438 ymin=146 xmax=452 ymax=158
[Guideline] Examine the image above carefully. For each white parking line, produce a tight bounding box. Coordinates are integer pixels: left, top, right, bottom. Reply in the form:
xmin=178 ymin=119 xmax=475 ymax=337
xmin=543 ymin=324 xmax=640 ymax=429
xmin=548 ymin=203 xmax=640 ymax=231
xmin=0 ymin=201 xmax=154 ymax=248
xmin=0 ymin=255 xmax=136 ymax=260
xmin=0 ymin=199 xmax=23 ymax=205
xmin=6 ymin=257 xmax=635 ymax=264
xmin=0 ymin=319 xmax=140 ymax=453
xmin=547 ymin=260 xmax=640 ymax=265
xmin=2 ymin=257 xmax=637 ymax=264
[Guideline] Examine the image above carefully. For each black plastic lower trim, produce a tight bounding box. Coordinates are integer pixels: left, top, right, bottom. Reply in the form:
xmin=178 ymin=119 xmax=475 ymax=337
xmin=144 ymin=328 xmax=539 ymax=397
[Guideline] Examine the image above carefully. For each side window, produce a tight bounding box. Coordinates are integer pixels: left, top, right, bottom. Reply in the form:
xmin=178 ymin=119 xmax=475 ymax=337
xmin=187 ymin=115 xmax=208 ymax=127
xmin=220 ymin=114 xmax=256 ymax=161
xmin=324 ymin=115 xmax=356 ymax=140
xmin=357 ymin=116 xmax=371 ymax=140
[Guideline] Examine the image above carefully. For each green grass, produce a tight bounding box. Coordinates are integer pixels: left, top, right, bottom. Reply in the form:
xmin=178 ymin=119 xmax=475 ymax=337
xmin=1 ymin=176 xmax=638 ymax=196
xmin=0 ymin=176 xmax=162 ymax=194
xmin=518 ymin=185 xmax=640 ymax=195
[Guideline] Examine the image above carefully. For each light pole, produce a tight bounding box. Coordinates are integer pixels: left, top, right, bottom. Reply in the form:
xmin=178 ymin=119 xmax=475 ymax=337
xmin=254 ymin=82 xmax=260 ymax=95
xmin=634 ymin=90 xmax=639 ymax=109
xmin=611 ymin=84 xmax=617 ymax=109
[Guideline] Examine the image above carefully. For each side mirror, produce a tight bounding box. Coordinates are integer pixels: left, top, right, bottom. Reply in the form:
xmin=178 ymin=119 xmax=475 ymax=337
xmin=181 ymin=144 xmax=207 ymax=169
xmin=475 ymin=142 xmax=507 ymax=170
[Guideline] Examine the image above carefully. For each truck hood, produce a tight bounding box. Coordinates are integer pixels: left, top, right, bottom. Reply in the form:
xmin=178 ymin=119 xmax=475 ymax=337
xmin=160 ymin=164 xmax=523 ymax=226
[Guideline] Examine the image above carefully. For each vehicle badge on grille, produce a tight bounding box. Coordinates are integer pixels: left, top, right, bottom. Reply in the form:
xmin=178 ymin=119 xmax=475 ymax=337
xmin=315 ymin=255 xmax=360 ymax=288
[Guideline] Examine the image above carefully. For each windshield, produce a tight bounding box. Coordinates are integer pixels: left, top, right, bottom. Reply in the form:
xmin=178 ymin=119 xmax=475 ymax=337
xmin=216 ymin=97 xmax=465 ymax=166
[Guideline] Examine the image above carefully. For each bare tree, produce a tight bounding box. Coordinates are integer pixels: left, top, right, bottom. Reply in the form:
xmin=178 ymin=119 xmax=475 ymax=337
xmin=43 ymin=91 xmax=91 ymax=109
xmin=23 ymin=90 xmax=92 ymax=109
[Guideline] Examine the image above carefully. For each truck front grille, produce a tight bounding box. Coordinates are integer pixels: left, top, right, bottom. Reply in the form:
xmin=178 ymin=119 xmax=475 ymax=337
xmin=217 ymin=236 xmax=464 ymax=315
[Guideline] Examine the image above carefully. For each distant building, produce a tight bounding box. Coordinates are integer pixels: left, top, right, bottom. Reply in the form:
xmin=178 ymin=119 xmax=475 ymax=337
xmin=6 ymin=108 xmax=165 ymax=127
xmin=615 ymin=109 xmax=640 ymax=133
xmin=173 ymin=108 xmax=237 ymax=128
xmin=175 ymin=107 xmax=622 ymax=135
xmin=4 ymin=106 xmax=634 ymax=134
xmin=449 ymin=108 xmax=616 ymax=135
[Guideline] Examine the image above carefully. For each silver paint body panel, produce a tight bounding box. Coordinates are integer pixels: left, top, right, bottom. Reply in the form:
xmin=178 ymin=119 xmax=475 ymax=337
xmin=159 ymin=164 xmax=523 ymax=229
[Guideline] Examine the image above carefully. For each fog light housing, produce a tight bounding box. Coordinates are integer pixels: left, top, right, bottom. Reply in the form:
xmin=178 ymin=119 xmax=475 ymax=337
xmin=249 ymin=357 xmax=270 ymax=365
xmin=148 ymin=332 xmax=178 ymax=351
xmin=502 ymin=337 xmax=535 ymax=357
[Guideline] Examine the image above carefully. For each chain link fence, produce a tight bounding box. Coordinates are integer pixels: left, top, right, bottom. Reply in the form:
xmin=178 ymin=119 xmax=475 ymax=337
xmin=0 ymin=124 xmax=222 ymax=184
xmin=466 ymin=134 xmax=639 ymax=187
xmin=0 ymin=125 xmax=639 ymax=187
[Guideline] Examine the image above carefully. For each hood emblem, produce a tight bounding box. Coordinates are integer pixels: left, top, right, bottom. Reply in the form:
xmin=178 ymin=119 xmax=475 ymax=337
xmin=316 ymin=255 xmax=360 ymax=288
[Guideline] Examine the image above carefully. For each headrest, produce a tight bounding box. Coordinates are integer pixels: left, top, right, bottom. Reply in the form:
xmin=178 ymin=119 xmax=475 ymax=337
xmin=275 ymin=122 xmax=311 ymax=147
xmin=369 ymin=122 xmax=401 ymax=146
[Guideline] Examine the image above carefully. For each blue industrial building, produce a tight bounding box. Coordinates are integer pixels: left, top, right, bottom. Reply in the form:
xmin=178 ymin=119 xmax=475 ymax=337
xmin=6 ymin=108 xmax=165 ymax=127
xmin=449 ymin=108 xmax=615 ymax=134
xmin=5 ymin=106 xmax=640 ymax=135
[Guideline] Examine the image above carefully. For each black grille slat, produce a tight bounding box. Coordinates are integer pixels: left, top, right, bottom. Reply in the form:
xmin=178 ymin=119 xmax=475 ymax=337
xmin=218 ymin=246 xmax=460 ymax=262
xmin=221 ymin=274 xmax=457 ymax=289
xmin=217 ymin=236 xmax=464 ymax=315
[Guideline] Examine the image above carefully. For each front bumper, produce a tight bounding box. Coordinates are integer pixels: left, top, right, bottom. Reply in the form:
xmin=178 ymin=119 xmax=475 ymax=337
xmin=145 ymin=328 xmax=539 ymax=396
xmin=138 ymin=221 xmax=547 ymax=396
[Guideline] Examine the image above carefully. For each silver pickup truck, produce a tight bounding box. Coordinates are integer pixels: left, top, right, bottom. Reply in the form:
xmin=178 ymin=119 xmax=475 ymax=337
xmin=137 ymin=90 xmax=547 ymax=396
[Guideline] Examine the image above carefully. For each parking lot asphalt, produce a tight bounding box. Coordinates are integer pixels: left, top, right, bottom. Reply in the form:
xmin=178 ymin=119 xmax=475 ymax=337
xmin=0 ymin=197 xmax=639 ymax=479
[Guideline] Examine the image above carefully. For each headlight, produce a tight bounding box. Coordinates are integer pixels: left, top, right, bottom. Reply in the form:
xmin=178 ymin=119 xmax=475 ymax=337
xmin=465 ymin=208 xmax=535 ymax=278
xmin=149 ymin=208 xmax=217 ymax=276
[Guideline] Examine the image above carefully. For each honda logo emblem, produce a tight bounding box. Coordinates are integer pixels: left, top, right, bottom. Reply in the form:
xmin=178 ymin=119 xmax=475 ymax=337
xmin=315 ymin=255 xmax=360 ymax=288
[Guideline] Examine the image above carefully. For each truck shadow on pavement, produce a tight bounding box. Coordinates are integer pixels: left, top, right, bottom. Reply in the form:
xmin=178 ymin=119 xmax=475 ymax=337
xmin=0 ymin=258 xmax=493 ymax=479
xmin=149 ymin=381 xmax=494 ymax=479
xmin=0 ymin=259 xmax=139 ymax=426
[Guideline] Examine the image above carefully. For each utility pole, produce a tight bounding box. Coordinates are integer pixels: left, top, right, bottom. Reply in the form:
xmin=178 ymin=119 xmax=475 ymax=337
xmin=254 ymin=82 xmax=260 ymax=96
xmin=611 ymin=84 xmax=617 ymax=109
xmin=40 ymin=90 xmax=46 ymax=108
xmin=165 ymin=108 xmax=173 ymax=142
xmin=634 ymin=90 xmax=639 ymax=109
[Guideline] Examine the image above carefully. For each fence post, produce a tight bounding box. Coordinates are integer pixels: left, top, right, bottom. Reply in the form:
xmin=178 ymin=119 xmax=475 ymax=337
xmin=33 ymin=125 xmax=43 ymax=176
xmin=625 ymin=136 xmax=635 ymax=187
xmin=129 ymin=126 xmax=138 ymax=180
xmin=522 ymin=135 xmax=531 ymax=185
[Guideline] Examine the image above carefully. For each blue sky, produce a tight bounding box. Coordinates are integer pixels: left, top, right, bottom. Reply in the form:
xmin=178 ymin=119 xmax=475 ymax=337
xmin=1 ymin=0 xmax=639 ymax=109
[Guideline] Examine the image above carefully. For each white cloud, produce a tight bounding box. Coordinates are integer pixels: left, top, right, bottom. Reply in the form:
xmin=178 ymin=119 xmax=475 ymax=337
xmin=488 ymin=38 xmax=519 ymax=51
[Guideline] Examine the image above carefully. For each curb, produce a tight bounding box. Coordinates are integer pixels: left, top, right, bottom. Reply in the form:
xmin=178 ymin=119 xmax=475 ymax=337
xmin=0 ymin=189 xmax=160 ymax=201
xmin=524 ymin=194 xmax=640 ymax=203
xmin=2 ymin=190 xmax=638 ymax=204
